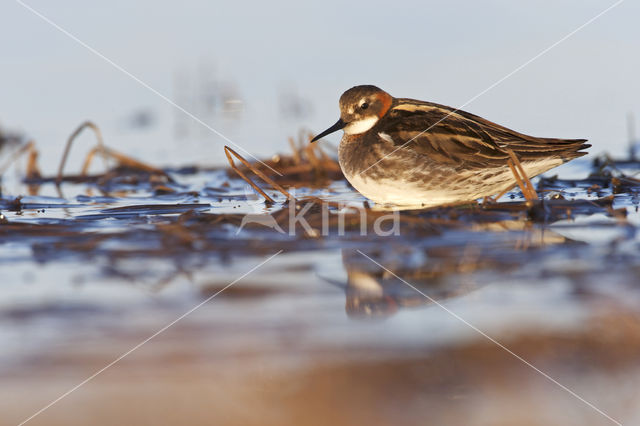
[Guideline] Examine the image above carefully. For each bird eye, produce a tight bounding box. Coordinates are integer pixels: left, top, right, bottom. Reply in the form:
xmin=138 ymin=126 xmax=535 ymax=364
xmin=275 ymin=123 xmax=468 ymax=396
xmin=360 ymin=103 xmax=369 ymax=110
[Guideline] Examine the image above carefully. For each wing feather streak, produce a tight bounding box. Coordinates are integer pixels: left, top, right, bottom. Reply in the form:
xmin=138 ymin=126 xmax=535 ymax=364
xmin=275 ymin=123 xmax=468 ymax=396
xmin=377 ymin=99 xmax=589 ymax=167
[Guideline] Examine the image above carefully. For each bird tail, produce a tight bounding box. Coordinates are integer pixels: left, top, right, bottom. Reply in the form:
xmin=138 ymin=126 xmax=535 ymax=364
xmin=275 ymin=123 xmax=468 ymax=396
xmin=510 ymin=138 xmax=590 ymax=162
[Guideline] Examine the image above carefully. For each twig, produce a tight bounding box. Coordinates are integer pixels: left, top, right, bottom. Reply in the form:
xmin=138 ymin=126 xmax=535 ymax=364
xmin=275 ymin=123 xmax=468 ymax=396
xmin=288 ymin=137 xmax=301 ymax=165
xmin=81 ymin=146 xmax=168 ymax=178
xmin=224 ymin=146 xmax=292 ymax=203
xmin=56 ymin=121 xmax=108 ymax=185
xmin=297 ymin=128 xmax=307 ymax=153
xmin=26 ymin=143 xmax=42 ymax=180
xmin=310 ymin=135 xmax=334 ymax=163
xmin=0 ymin=140 xmax=35 ymax=175
xmin=304 ymin=144 xmax=322 ymax=173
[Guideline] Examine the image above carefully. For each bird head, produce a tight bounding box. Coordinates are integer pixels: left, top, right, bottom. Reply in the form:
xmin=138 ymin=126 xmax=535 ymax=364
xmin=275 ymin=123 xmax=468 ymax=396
xmin=311 ymin=85 xmax=393 ymax=142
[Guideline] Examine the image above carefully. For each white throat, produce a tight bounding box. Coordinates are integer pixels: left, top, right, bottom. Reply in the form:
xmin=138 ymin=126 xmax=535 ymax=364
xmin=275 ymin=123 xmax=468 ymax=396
xmin=343 ymin=116 xmax=379 ymax=135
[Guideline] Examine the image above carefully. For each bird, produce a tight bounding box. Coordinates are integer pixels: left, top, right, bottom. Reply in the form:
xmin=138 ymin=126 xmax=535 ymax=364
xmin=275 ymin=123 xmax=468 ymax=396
xmin=311 ymin=85 xmax=589 ymax=208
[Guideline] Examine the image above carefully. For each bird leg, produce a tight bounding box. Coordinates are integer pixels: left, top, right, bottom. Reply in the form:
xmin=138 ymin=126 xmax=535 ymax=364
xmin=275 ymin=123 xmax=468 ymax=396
xmin=482 ymin=183 xmax=516 ymax=206
xmin=505 ymin=149 xmax=538 ymax=202
xmin=488 ymin=183 xmax=517 ymax=204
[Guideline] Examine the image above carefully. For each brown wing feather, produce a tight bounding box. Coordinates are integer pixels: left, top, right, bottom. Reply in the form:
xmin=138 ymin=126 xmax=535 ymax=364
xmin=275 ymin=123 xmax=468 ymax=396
xmin=376 ymin=99 xmax=589 ymax=167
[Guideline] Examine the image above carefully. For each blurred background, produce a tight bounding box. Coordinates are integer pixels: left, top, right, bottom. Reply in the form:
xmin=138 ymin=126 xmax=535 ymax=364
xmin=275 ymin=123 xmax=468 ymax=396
xmin=2 ymin=0 xmax=639 ymax=172
xmin=3 ymin=2 xmax=640 ymax=425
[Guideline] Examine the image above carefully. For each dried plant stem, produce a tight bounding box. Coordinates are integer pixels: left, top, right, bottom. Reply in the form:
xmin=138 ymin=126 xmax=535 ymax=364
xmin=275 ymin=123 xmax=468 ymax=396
xmin=57 ymin=121 xmax=108 ymax=185
xmin=81 ymin=146 xmax=168 ymax=178
xmin=26 ymin=143 xmax=42 ymax=180
xmin=288 ymin=137 xmax=302 ymax=165
xmin=80 ymin=147 xmax=101 ymax=176
xmin=224 ymin=146 xmax=292 ymax=203
xmin=304 ymin=144 xmax=321 ymax=173
xmin=55 ymin=121 xmax=170 ymax=184
xmin=310 ymin=137 xmax=335 ymax=164
xmin=0 ymin=140 xmax=36 ymax=175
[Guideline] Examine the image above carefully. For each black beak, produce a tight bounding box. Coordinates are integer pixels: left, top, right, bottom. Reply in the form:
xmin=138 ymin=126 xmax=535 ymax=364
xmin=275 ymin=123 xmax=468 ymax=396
xmin=311 ymin=118 xmax=346 ymax=142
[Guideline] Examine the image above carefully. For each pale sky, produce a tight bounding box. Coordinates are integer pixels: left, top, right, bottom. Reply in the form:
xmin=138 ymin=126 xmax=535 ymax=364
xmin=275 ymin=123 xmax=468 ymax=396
xmin=1 ymin=0 xmax=638 ymax=171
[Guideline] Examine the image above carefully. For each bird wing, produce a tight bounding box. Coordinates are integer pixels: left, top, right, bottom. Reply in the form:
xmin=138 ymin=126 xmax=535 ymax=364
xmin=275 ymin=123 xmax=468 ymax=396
xmin=374 ymin=99 xmax=588 ymax=168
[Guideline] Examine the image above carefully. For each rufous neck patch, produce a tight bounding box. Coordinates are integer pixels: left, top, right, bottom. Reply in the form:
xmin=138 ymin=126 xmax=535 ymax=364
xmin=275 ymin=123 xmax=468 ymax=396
xmin=376 ymin=92 xmax=393 ymax=118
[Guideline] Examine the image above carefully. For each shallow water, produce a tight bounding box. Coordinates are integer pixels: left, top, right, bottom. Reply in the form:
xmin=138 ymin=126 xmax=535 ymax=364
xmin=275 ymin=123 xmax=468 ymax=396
xmin=1 ymin=151 xmax=640 ymax=425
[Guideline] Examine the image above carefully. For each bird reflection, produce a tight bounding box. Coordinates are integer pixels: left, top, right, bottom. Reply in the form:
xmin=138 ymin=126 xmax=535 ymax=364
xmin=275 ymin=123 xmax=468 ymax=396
xmin=342 ymin=248 xmax=479 ymax=319
xmin=339 ymin=221 xmax=574 ymax=319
